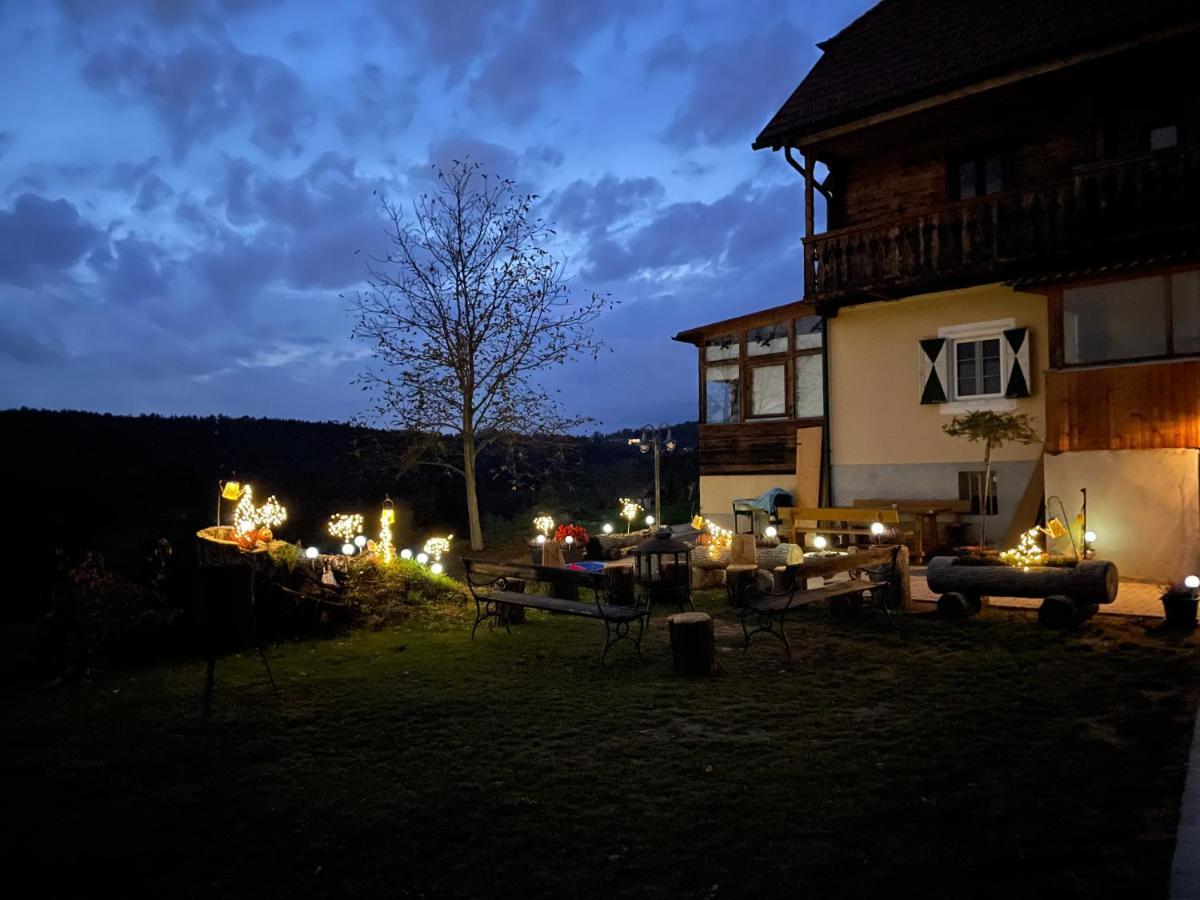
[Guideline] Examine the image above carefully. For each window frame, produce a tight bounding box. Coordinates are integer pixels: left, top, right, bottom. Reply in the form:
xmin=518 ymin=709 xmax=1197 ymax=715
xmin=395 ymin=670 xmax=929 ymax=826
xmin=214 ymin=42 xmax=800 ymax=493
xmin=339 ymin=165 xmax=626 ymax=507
xmin=952 ymin=336 xmax=1005 ymax=400
xmin=950 ymin=150 xmax=1007 ymax=201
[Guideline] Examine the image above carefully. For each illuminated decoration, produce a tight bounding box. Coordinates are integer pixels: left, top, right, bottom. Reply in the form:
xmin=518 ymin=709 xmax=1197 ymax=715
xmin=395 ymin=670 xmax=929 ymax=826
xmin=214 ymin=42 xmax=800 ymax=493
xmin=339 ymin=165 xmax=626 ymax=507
xmin=1000 ymin=528 xmax=1048 ymax=568
xmin=423 ymin=535 xmax=453 ymax=562
xmin=341 ymin=542 xmax=356 ymax=556
xmin=564 ymin=535 xmax=574 ymax=546
xmin=694 ymin=517 xmax=734 ymax=559
xmin=1186 ymin=575 xmax=1200 ymax=590
xmin=354 ymin=535 xmax=367 ymax=548
xmin=221 ymin=481 xmax=244 ymax=501
xmin=400 ymin=548 xmax=413 ymax=560
xmin=379 ymin=498 xmax=396 ymax=563
xmin=305 ymin=546 xmax=319 ymax=560
xmin=416 ymin=552 xmax=429 ymax=565
xmin=230 ymin=484 xmax=288 ymax=541
xmin=870 ymin=522 xmax=886 ymax=536
xmin=536 ymin=534 xmax=547 ymax=545
xmin=764 ymin=525 xmax=778 ymax=539
xmin=602 ymin=523 xmax=614 ymax=535
xmin=619 ymin=498 xmax=644 ymax=533
xmin=645 ymin=515 xmax=656 ymax=527
xmin=533 ymin=515 xmax=555 ymax=537
xmin=430 ymin=562 xmax=445 ymax=575
xmin=555 ymin=524 xmax=589 ymax=545
xmin=813 ymin=536 xmax=828 ymax=551
xmin=328 ymin=513 xmax=364 ymax=543
xmin=691 ymin=515 xmax=706 ymax=531
xmin=1083 ymin=530 xmax=1097 ymax=545
xmin=1044 ymin=517 xmax=1068 ymax=539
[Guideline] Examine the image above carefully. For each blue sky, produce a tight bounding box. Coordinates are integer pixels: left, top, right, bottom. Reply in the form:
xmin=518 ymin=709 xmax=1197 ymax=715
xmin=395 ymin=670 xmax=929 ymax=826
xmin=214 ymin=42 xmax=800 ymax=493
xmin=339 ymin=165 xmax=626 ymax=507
xmin=0 ymin=0 xmax=870 ymax=429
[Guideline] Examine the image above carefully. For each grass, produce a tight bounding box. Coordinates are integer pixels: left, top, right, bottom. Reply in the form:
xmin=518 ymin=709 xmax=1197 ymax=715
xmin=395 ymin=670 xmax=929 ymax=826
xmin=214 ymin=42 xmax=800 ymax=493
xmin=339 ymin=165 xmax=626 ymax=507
xmin=3 ymin=593 xmax=1198 ymax=899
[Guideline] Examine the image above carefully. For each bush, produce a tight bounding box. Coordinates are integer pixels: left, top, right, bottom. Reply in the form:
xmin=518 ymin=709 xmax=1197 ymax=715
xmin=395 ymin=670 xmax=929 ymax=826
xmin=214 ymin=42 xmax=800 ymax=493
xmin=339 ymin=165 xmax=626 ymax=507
xmin=343 ymin=559 xmax=468 ymax=629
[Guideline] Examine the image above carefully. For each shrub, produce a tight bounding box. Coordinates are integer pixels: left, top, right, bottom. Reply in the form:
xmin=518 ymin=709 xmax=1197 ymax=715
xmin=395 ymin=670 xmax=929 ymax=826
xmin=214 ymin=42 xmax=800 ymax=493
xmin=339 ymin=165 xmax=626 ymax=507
xmin=342 ymin=559 xmax=468 ymax=629
xmin=554 ymin=524 xmax=589 ymax=545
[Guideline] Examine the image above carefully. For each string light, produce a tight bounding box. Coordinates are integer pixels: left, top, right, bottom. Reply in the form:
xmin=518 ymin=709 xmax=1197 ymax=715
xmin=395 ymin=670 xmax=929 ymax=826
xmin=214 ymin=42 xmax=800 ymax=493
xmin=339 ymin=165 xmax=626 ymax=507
xmin=328 ymin=513 xmax=364 ymax=543
xmin=619 ymin=498 xmax=643 ymax=532
xmin=1083 ymin=530 xmax=1097 ymax=545
xmin=230 ymin=484 xmax=288 ymax=538
xmin=533 ymin=515 xmax=555 ymax=537
xmin=379 ymin=499 xmax=396 ymax=563
xmin=1000 ymin=528 xmax=1048 ymax=568
xmin=423 ymin=535 xmax=452 ymax=562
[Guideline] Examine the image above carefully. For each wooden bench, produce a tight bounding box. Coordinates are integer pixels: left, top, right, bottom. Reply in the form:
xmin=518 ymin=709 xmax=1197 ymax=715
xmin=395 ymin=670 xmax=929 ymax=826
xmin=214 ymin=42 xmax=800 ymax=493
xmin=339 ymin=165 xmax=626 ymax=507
xmin=461 ymin=559 xmax=649 ymax=666
xmin=852 ymin=498 xmax=972 ymax=562
xmin=740 ymin=545 xmax=904 ymax=659
xmin=777 ymin=506 xmax=902 ymax=547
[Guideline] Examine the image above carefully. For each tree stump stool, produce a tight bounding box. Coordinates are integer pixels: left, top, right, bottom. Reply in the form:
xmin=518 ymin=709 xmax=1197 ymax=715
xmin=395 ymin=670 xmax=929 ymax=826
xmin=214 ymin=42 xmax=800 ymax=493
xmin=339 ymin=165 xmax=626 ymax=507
xmin=668 ymin=612 xmax=716 ymax=676
xmin=496 ymin=577 xmax=527 ymax=626
xmin=725 ymin=563 xmax=758 ymax=607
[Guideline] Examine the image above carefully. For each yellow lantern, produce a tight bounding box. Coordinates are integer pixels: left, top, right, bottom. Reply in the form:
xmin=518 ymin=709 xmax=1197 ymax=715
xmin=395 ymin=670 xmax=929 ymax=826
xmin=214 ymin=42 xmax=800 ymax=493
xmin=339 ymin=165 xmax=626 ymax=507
xmin=221 ymin=481 xmax=244 ymax=501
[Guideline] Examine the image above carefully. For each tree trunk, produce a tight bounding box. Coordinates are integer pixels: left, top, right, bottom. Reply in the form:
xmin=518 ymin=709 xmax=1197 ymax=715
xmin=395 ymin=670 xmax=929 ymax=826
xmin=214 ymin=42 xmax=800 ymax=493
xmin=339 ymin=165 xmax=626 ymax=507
xmin=462 ymin=431 xmax=484 ymax=551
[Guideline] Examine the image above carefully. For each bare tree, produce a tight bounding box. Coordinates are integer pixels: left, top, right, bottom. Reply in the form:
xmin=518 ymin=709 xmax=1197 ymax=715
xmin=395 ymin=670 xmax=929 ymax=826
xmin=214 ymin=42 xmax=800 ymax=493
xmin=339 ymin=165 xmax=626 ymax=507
xmin=349 ymin=160 xmax=612 ymax=550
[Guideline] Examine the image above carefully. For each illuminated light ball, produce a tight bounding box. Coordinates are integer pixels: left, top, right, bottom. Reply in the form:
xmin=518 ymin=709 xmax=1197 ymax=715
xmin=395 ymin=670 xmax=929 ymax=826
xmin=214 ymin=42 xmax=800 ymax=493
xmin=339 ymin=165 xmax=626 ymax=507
xmin=305 ymin=546 xmax=319 ymax=560
xmin=764 ymin=525 xmax=778 ymax=539
xmin=602 ymin=523 xmax=614 ymax=534
xmin=354 ymin=534 xmax=367 ymax=548
xmin=645 ymin=515 xmax=655 ymax=527
xmin=400 ymin=548 xmax=413 ymax=560
xmin=870 ymin=521 xmax=886 ymax=536
xmin=416 ymin=552 xmax=429 ymax=565
xmin=342 ymin=542 xmax=355 ymax=556
xmin=1185 ymin=575 xmax=1200 ymax=590
xmin=813 ymin=536 xmax=828 ymax=550
xmin=536 ymin=534 xmax=547 ymax=545
xmin=430 ymin=562 xmax=444 ymax=575
xmin=564 ymin=535 xmax=574 ymax=546
xmin=1083 ymin=530 xmax=1097 ymax=544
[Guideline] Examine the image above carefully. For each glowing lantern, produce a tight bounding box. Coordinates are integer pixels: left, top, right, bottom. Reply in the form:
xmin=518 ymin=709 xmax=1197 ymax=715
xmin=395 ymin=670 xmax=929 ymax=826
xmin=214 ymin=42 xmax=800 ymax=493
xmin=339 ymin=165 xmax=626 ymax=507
xmin=430 ymin=562 xmax=444 ymax=575
xmin=305 ymin=546 xmax=319 ymax=559
xmin=645 ymin=515 xmax=655 ymax=527
xmin=400 ymin=548 xmax=413 ymax=560
xmin=416 ymin=552 xmax=429 ymax=565
xmin=536 ymin=534 xmax=546 ymax=545
xmin=354 ymin=535 xmax=367 ymax=548
xmin=1185 ymin=575 xmax=1200 ymax=590
xmin=341 ymin=542 xmax=355 ymax=556
xmin=870 ymin=522 xmax=885 ymax=536
xmin=813 ymin=536 xmax=828 ymax=550
xmin=602 ymin=523 xmax=614 ymax=535
xmin=379 ymin=497 xmax=396 ymax=563
xmin=764 ymin=525 xmax=778 ymax=539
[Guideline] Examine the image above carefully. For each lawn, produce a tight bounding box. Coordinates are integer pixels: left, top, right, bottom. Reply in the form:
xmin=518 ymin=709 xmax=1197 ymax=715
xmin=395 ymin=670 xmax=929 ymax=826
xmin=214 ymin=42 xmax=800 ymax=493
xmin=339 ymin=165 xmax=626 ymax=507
xmin=4 ymin=592 xmax=1198 ymax=899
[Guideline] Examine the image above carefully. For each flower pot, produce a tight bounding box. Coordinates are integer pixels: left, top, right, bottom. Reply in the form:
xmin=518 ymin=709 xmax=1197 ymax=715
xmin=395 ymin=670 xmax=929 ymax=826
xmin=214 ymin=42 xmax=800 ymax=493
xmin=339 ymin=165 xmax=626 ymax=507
xmin=1162 ymin=592 xmax=1198 ymax=630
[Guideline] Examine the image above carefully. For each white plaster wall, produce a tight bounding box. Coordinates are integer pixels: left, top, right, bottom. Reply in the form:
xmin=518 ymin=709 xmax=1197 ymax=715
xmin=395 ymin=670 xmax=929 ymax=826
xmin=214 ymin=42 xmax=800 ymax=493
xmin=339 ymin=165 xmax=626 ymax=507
xmin=700 ymin=474 xmax=797 ymax=530
xmin=1043 ymin=449 xmax=1200 ymax=582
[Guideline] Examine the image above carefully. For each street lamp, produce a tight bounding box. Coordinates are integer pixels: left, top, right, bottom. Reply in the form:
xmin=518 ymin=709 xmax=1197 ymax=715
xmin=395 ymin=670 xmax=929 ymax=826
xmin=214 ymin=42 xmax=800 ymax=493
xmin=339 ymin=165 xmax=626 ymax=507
xmin=628 ymin=424 xmax=676 ymax=528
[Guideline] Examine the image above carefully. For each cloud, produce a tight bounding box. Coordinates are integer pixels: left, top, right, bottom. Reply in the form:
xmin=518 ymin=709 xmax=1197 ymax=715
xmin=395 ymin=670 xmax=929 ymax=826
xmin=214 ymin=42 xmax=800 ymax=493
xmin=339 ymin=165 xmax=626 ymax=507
xmin=335 ymin=63 xmax=420 ymax=143
xmin=546 ymin=174 xmax=664 ymax=233
xmin=0 ymin=193 xmax=101 ymax=285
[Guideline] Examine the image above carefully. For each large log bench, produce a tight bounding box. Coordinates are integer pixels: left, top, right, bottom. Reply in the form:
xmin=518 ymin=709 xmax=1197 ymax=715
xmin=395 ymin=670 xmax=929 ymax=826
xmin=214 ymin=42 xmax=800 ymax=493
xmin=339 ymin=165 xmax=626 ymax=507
xmin=740 ymin=545 xmax=904 ymax=659
xmin=462 ymin=559 xmax=649 ymax=666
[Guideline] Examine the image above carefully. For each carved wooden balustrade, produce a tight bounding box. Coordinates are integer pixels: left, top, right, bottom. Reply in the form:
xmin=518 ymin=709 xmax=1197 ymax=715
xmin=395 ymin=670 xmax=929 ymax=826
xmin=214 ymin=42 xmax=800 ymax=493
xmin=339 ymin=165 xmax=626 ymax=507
xmin=805 ymin=148 xmax=1200 ymax=301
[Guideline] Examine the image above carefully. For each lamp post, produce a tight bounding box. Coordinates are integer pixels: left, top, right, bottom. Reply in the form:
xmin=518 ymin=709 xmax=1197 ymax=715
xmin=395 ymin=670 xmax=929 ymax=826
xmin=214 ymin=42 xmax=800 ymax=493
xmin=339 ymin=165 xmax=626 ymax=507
xmin=628 ymin=424 xmax=676 ymax=527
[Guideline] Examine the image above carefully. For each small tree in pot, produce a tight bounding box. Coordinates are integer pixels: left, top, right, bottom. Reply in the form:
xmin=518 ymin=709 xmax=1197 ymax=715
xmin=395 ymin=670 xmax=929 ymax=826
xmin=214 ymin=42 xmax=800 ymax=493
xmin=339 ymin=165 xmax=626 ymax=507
xmin=943 ymin=411 xmax=1039 ymax=548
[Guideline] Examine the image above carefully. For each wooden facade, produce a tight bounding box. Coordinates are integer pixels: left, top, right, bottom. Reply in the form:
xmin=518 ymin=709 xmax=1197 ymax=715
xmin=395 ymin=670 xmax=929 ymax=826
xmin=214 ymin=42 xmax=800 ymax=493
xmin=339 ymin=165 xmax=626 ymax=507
xmin=1044 ymin=359 xmax=1200 ymax=453
xmin=697 ymin=421 xmax=797 ymax=476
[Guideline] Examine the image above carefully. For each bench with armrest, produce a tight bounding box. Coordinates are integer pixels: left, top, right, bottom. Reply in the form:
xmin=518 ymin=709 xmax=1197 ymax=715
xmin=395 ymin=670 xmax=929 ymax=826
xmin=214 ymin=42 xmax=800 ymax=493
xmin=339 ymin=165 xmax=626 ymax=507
xmin=740 ymin=545 xmax=904 ymax=659
xmin=851 ymin=498 xmax=972 ymax=562
xmin=461 ymin=558 xmax=649 ymax=666
xmin=776 ymin=506 xmax=903 ymax=547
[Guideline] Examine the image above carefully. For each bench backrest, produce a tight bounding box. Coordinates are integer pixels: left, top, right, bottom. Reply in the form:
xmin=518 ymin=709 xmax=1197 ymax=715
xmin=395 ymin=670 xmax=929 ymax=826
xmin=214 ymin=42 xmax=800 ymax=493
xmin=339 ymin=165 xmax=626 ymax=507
xmin=779 ymin=506 xmax=901 ymax=525
xmin=852 ymin=498 xmax=972 ymax=514
xmin=461 ymin=557 xmax=607 ymax=592
xmin=776 ymin=544 xmax=902 ymax=593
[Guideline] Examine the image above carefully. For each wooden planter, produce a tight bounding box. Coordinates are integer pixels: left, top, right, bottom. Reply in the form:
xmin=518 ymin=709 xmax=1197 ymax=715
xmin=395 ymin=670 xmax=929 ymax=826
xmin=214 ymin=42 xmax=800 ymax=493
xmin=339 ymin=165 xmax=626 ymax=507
xmin=926 ymin=556 xmax=1118 ymax=627
xmin=1162 ymin=591 xmax=1199 ymax=630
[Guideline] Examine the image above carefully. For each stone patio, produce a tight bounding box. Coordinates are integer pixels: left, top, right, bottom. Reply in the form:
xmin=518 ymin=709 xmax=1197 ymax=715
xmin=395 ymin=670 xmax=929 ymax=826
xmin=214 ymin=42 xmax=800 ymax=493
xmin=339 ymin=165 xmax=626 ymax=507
xmin=910 ymin=569 xmax=1165 ymax=618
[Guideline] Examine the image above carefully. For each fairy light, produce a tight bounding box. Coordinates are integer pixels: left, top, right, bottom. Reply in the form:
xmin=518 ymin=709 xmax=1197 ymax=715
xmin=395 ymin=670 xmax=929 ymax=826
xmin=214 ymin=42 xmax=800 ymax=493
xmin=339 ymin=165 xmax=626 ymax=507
xmin=233 ymin=485 xmax=257 ymax=535
xmin=230 ymin=484 xmax=287 ymax=538
xmin=1000 ymin=528 xmax=1048 ymax=568
xmin=423 ymin=535 xmax=452 ymax=562
xmin=328 ymin=513 xmax=364 ymax=543
xmin=379 ymin=499 xmax=396 ymax=563
xmin=619 ymin=498 xmax=643 ymax=532
xmin=257 ymin=496 xmax=287 ymax=529
xmin=533 ymin=515 xmax=555 ymax=537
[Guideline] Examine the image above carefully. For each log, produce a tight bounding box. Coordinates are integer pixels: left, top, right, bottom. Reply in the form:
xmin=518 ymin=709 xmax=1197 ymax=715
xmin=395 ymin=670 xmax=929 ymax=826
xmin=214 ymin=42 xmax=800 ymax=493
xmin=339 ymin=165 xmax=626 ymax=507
xmin=926 ymin=557 xmax=1118 ymax=605
xmin=496 ymin=578 xmax=527 ymax=626
xmin=725 ymin=564 xmax=758 ymax=607
xmin=1038 ymin=595 xmax=1098 ymax=629
xmin=668 ymin=612 xmax=716 ymax=676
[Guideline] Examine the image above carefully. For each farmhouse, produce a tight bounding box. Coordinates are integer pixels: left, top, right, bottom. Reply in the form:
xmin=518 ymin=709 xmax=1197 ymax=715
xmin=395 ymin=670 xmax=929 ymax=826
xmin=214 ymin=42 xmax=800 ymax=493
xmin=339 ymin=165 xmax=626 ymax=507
xmin=674 ymin=0 xmax=1200 ymax=579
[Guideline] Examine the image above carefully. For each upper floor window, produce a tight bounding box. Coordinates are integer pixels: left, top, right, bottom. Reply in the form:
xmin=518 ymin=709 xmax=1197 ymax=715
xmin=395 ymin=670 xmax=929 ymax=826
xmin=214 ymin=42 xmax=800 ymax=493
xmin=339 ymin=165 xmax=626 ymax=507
xmin=1062 ymin=269 xmax=1200 ymax=365
xmin=955 ymin=338 xmax=1003 ymax=398
xmin=1150 ymin=124 xmax=1179 ymax=151
xmin=705 ymin=334 xmax=738 ymax=362
xmin=955 ymin=153 xmax=1004 ymax=200
xmin=746 ymin=323 xmax=787 ymax=356
xmin=795 ymin=315 xmax=823 ymax=350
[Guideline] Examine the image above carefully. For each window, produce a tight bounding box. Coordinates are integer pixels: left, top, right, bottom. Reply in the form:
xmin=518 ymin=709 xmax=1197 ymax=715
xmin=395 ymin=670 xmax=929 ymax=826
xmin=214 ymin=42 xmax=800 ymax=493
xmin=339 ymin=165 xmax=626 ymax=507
xmin=795 ymin=315 xmax=823 ymax=350
xmin=747 ymin=323 xmax=787 ymax=356
xmin=1063 ymin=276 xmax=1168 ymax=364
xmin=750 ymin=364 xmax=786 ymax=417
xmin=795 ymin=354 xmax=823 ymax=419
xmin=954 ymin=338 xmax=1003 ymax=398
xmin=959 ymin=471 xmax=998 ymax=516
xmin=705 ymin=334 xmax=738 ymax=362
xmin=1150 ymin=124 xmax=1178 ymax=151
xmin=955 ymin=153 xmax=1004 ymax=200
xmin=705 ymin=364 xmax=740 ymax=423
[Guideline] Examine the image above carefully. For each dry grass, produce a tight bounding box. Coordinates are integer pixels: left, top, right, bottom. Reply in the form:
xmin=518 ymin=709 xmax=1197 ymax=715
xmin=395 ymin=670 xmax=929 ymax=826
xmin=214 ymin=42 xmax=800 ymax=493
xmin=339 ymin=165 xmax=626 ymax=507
xmin=3 ymin=592 xmax=1198 ymax=899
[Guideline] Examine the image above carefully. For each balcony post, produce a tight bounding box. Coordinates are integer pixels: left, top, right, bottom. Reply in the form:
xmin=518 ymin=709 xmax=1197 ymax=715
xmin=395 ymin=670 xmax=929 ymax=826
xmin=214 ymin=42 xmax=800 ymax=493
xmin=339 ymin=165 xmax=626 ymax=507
xmin=804 ymin=153 xmax=816 ymax=297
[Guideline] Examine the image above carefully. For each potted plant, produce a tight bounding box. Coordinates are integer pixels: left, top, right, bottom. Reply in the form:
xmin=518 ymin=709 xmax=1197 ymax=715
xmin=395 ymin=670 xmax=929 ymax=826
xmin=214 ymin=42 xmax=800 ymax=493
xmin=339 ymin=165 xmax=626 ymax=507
xmin=1161 ymin=580 xmax=1199 ymax=630
xmin=555 ymin=524 xmax=589 ymax=563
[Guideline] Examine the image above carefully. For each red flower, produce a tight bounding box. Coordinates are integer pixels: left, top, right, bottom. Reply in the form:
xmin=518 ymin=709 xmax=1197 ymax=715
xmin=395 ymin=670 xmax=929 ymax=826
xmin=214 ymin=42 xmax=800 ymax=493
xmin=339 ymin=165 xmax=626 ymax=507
xmin=554 ymin=524 xmax=590 ymax=545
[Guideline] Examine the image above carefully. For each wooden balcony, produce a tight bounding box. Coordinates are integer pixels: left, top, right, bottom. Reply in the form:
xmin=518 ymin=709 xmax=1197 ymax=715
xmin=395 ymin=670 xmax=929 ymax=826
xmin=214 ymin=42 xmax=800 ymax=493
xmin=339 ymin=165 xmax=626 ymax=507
xmin=805 ymin=149 xmax=1200 ymax=303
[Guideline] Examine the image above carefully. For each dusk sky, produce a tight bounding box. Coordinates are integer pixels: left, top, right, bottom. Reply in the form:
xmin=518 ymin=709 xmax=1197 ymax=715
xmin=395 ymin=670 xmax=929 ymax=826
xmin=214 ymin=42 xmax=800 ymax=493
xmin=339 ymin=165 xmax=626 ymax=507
xmin=0 ymin=0 xmax=870 ymax=429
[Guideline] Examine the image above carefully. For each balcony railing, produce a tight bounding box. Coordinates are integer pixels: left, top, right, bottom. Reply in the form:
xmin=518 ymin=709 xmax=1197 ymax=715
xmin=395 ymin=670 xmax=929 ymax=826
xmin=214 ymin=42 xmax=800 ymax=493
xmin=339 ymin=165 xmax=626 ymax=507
xmin=804 ymin=148 xmax=1200 ymax=301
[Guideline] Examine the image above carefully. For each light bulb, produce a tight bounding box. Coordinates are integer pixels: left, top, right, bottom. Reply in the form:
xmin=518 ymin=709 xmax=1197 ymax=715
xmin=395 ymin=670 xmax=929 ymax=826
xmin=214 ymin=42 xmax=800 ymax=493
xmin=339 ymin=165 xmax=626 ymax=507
xmin=354 ymin=534 xmax=367 ymax=548
xmin=416 ymin=552 xmax=429 ymax=565
xmin=430 ymin=562 xmax=444 ymax=575
xmin=342 ymin=543 xmax=355 ymax=556
xmin=870 ymin=522 xmax=885 ymax=536
xmin=1084 ymin=530 xmax=1097 ymax=544
xmin=764 ymin=526 xmax=778 ymax=539
xmin=305 ymin=546 xmax=318 ymax=559
xmin=564 ymin=535 xmax=574 ymax=545
xmin=400 ymin=548 xmax=413 ymax=560
xmin=602 ymin=523 xmax=613 ymax=534
xmin=1185 ymin=575 xmax=1200 ymax=590
xmin=813 ymin=536 xmax=828 ymax=550
xmin=536 ymin=534 xmax=546 ymax=545
xmin=645 ymin=515 xmax=655 ymax=527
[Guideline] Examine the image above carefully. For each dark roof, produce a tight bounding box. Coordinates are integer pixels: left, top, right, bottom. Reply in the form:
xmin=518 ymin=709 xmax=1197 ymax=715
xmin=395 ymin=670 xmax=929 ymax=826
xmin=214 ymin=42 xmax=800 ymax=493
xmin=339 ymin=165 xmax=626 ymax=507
xmin=754 ymin=0 xmax=1200 ymax=150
